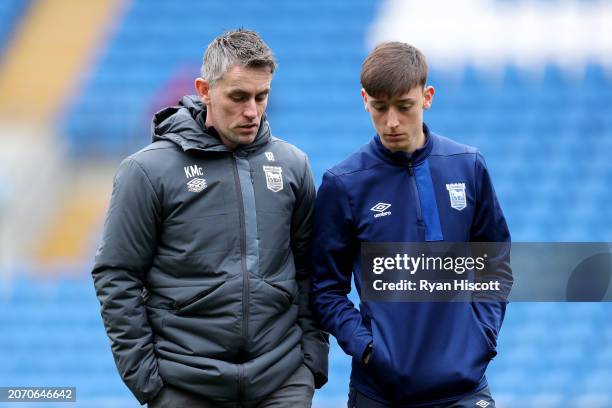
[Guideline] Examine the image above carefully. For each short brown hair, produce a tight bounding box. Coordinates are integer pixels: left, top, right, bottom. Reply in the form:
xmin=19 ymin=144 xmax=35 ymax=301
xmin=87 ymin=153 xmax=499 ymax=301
xmin=360 ymin=42 xmax=428 ymax=98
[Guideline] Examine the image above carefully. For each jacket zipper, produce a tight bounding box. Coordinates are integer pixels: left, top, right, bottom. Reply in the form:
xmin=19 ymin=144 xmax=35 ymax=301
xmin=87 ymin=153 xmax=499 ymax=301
xmin=408 ymin=160 xmax=423 ymax=222
xmin=231 ymin=154 xmax=250 ymax=349
xmin=238 ymin=364 xmax=245 ymax=404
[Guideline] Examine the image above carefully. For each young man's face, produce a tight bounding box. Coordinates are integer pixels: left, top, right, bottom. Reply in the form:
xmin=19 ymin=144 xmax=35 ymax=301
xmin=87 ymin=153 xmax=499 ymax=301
xmin=196 ymin=65 xmax=272 ymax=149
xmin=362 ymin=85 xmax=434 ymax=153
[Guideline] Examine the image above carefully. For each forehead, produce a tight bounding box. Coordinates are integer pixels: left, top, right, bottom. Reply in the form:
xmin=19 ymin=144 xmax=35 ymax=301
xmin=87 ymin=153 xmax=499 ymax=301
xmin=215 ymin=64 xmax=272 ymax=92
xmin=369 ymin=86 xmax=423 ymax=103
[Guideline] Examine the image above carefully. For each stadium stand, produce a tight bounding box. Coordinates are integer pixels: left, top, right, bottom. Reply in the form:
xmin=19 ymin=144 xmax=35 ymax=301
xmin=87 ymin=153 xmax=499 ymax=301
xmin=0 ymin=0 xmax=29 ymax=58
xmin=0 ymin=0 xmax=121 ymax=121
xmin=0 ymin=0 xmax=610 ymax=407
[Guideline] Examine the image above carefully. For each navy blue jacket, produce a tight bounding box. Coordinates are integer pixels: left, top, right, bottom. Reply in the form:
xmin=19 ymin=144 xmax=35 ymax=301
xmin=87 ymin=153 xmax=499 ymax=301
xmin=311 ymin=125 xmax=512 ymax=406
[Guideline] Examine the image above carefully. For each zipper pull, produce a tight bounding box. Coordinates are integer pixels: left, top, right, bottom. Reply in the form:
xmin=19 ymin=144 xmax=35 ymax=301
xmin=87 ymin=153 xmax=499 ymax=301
xmin=408 ymin=160 xmax=414 ymax=176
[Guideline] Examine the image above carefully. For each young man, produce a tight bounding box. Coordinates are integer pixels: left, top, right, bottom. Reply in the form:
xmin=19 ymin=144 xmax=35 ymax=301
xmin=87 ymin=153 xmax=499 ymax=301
xmin=92 ymin=29 xmax=328 ymax=408
xmin=310 ymin=42 xmax=512 ymax=407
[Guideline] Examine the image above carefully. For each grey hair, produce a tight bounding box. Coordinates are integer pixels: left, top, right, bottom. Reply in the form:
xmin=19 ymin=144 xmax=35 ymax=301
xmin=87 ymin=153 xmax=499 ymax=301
xmin=200 ymin=28 xmax=276 ymax=86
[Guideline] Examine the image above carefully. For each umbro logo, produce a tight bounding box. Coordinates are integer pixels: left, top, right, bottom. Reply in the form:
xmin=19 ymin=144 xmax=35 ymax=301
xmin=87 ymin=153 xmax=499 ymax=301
xmin=371 ymin=202 xmax=391 ymax=218
xmin=186 ymin=178 xmax=207 ymax=193
xmin=475 ymin=400 xmax=490 ymax=408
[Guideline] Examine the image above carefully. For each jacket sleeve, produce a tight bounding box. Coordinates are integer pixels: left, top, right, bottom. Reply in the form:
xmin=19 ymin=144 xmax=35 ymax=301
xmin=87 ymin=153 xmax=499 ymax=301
xmin=310 ymin=171 xmax=373 ymax=362
xmin=291 ymin=157 xmax=329 ymax=389
xmin=470 ymin=152 xmax=513 ymax=345
xmin=92 ymin=158 xmax=164 ymax=404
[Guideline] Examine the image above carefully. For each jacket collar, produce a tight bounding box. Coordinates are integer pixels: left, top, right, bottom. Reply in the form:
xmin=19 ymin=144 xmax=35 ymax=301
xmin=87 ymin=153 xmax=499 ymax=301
xmin=152 ymin=95 xmax=271 ymax=154
xmin=369 ymin=123 xmax=434 ymax=167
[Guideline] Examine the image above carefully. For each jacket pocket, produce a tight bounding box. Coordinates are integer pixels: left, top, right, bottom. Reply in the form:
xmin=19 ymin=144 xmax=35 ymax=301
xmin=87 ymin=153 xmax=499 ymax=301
xmin=261 ymin=278 xmax=298 ymax=309
xmin=174 ymin=281 xmax=226 ymax=316
xmin=367 ymin=318 xmax=392 ymax=385
xmin=469 ymin=303 xmax=497 ymax=357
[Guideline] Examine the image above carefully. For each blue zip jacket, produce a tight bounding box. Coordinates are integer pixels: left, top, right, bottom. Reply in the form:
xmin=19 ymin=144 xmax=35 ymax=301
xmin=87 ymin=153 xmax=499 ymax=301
xmin=310 ymin=125 xmax=512 ymax=406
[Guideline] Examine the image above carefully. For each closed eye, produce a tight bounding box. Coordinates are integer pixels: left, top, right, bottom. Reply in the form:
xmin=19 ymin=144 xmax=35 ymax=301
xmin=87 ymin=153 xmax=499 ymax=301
xmin=372 ymin=104 xmax=388 ymax=112
xmin=229 ymin=92 xmax=247 ymax=102
xmin=398 ymin=104 xmax=414 ymax=111
xmin=255 ymin=91 xmax=269 ymax=102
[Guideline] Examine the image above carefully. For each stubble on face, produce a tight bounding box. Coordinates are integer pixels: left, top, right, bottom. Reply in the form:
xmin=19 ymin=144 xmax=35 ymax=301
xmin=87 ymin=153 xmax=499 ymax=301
xmin=198 ymin=65 xmax=272 ymax=149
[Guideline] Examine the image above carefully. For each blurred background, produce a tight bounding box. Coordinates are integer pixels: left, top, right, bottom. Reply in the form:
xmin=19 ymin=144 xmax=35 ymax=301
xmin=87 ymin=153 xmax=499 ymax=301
xmin=0 ymin=0 xmax=611 ymax=407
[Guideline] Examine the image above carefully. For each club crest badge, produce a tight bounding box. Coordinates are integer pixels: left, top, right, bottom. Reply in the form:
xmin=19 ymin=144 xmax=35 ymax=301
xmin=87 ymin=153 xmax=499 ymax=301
xmin=263 ymin=165 xmax=283 ymax=192
xmin=446 ymin=183 xmax=466 ymax=211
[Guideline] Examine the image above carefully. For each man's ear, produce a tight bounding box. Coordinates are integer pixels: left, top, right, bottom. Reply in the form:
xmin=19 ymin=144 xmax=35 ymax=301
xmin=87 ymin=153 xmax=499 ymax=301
xmin=423 ymin=85 xmax=435 ymax=110
xmin=195 ymin=78 xmax=212 ymax=104
xmin=361 ymin=88 xmax=370 ymax=112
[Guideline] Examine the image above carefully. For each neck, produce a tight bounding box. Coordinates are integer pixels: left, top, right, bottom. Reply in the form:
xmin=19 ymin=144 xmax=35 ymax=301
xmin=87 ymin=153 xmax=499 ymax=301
xmin=205 ymin=118 xmax=238 ymax=151
xmin=409 ymin=129 xmax=426 ymax=153
xmin=219 ymin=135 xmax=238 ymax=151
xmin=204 ymin=116 xmax=218 ymax=137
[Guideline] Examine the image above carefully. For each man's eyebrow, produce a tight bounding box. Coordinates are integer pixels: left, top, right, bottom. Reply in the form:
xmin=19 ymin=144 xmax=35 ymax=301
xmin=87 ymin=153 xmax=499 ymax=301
xmin=226 ymin=88 xmax=270 ymax=95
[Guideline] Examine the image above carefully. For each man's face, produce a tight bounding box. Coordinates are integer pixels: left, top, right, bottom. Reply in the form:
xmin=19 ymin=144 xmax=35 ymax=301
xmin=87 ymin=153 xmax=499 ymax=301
xmin=362 ymin=85 xmax=434 ymax=153
xmin=196 ymin=65 xmax=272 ymax=149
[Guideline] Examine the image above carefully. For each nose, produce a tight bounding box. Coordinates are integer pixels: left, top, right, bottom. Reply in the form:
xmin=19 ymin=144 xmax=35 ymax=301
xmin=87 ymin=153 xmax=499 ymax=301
xmin=243 ymin=99 xmax=257 ymax=121
xmin=386 ymin=108 xmax=399 ymax=129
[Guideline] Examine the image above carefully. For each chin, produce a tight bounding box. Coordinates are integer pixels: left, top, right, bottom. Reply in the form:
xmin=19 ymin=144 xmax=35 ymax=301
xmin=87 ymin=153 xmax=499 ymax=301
xmin=382 ymin=140 xmax=403 ymax=148
xmin=240 ymin=136 xmax=257 ymax=144
xmin=386 ymin=143 xmax=410 ymax=153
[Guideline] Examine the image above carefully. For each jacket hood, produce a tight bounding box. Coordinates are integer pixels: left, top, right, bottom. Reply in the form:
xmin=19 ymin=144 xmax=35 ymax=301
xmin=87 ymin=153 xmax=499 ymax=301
xmin=151 ymin=95 xmax=271 ymax=152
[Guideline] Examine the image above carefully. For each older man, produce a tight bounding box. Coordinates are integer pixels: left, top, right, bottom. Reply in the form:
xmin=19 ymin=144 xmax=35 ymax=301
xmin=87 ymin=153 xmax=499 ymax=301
xmin=93 ymin=29 xmax=328 ymax=408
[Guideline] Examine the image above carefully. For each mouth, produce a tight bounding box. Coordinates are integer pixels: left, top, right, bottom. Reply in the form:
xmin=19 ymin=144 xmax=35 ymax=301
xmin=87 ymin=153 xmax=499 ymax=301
xmin=238 ymin=123 xmax=258 ymax=131
xmin=384 ymin=133 xmax=405 ymax=138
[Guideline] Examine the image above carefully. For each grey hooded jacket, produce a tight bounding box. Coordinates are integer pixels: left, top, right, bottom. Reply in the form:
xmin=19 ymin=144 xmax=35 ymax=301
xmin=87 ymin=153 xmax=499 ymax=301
xmin=92 ymin=95 xmax=329 ymax=406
